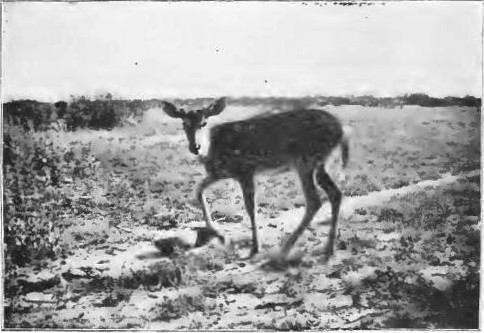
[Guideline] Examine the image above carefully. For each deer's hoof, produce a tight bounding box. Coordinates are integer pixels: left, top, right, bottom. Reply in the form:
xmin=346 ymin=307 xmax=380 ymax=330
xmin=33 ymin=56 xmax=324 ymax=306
xmin=194 ymin=227 xmax=225 ymax=247
xmin=312 ymin=245 xmax=334 ymax=264
xmin=260 ymin=249 xmax=304 ymax=271
xmin=249 ymin=246 xmax=259 ymax=257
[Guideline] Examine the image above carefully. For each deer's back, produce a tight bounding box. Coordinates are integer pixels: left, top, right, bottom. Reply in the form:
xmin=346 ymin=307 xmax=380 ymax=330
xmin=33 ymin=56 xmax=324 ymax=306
xmin=205 ymin=109 xmax=343 ymax=176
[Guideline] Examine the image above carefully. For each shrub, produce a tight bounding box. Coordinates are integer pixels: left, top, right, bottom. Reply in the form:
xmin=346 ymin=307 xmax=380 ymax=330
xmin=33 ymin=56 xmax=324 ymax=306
xmin=3 ymin=125 xmax=99 ymax=268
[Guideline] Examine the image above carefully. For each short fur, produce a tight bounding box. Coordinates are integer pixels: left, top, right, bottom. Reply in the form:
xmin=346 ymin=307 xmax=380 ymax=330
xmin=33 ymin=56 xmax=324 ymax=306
xmin=204 ymin=109 xmax=344 ymax=178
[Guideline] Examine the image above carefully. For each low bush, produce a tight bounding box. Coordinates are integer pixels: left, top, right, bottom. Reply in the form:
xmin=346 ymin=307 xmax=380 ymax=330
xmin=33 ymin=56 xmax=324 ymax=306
xmin=3 ymin=125 xmax=99 ymax=268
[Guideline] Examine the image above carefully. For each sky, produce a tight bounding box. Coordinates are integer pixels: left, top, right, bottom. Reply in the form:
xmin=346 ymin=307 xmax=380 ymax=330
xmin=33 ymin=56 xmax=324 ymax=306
xmin=2 ymin=1 xmax=482 ymax=102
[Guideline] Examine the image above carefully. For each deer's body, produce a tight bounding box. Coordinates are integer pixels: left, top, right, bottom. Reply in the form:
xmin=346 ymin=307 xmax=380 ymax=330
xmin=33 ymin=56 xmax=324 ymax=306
xmin=161 ymin=98 xmax=349 ymax=260
xmin=204 ymin=109 xmax=345 ymax=178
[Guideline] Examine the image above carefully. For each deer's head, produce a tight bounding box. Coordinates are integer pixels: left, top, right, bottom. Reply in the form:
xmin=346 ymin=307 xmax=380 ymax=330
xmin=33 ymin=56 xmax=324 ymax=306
xmin=161 ymin=97 xmax=226 ymax=155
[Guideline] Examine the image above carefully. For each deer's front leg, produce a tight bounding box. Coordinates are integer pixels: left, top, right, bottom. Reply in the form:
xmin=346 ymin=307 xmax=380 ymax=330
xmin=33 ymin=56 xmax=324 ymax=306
xmin=196 ymin=176 xmax=225 ymax=243
xmin=239 ymin=174 xmax=259 ymax=257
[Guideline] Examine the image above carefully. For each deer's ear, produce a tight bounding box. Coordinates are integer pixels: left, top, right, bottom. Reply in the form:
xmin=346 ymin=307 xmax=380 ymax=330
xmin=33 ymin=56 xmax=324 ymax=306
xmin=205 ymin=97 xmax=226 ymax=118
xmin=161 ymin=101 xmax=184 ymax=118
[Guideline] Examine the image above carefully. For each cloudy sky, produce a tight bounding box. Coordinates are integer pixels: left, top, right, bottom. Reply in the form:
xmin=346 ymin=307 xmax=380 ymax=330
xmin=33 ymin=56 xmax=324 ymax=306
xmin=2 ymin=1 xmax=482 ymax=101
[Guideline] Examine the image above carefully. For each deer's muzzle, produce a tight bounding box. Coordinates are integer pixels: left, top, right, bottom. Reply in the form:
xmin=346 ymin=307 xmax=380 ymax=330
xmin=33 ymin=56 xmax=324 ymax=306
xmin=189 ymin=143 xmax=200 ymax=155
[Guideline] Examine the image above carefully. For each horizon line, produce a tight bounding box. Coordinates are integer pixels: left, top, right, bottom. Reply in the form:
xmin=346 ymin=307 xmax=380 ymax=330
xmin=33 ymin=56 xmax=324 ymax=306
xmin=2 ymin=92 xmax=481 ymax=104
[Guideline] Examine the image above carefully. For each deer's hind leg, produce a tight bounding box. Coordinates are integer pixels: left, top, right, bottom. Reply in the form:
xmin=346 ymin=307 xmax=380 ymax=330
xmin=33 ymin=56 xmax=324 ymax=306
xmin=315 ymin=166 xmax=342 ymax=257
xmin=281 ymin=163 xmax=322 ymax=256
xmin=196 ymin=176 xmax=225 ymax=244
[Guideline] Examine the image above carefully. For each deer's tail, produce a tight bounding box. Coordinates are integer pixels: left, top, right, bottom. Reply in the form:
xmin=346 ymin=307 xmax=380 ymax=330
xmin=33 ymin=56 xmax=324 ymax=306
xmin=341 ymin=126 xmax=352 ymax=168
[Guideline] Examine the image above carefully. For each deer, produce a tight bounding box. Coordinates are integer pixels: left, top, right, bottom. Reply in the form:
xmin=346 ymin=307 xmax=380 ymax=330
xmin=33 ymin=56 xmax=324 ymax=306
xmin=161 ymin=97 xmax=349 ymax=261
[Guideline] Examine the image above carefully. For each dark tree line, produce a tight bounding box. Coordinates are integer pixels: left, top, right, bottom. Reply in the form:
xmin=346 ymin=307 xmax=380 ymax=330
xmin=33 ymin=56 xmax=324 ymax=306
xmin=228 ymin=94 xmax=481 ymax=109
xmin=3 ymin=96 xmax=160 ymax=132
xmin=3 ymin=94 xmax=481 ymax=132
xmin=401 ymin=94 xmax=481 ymax=108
